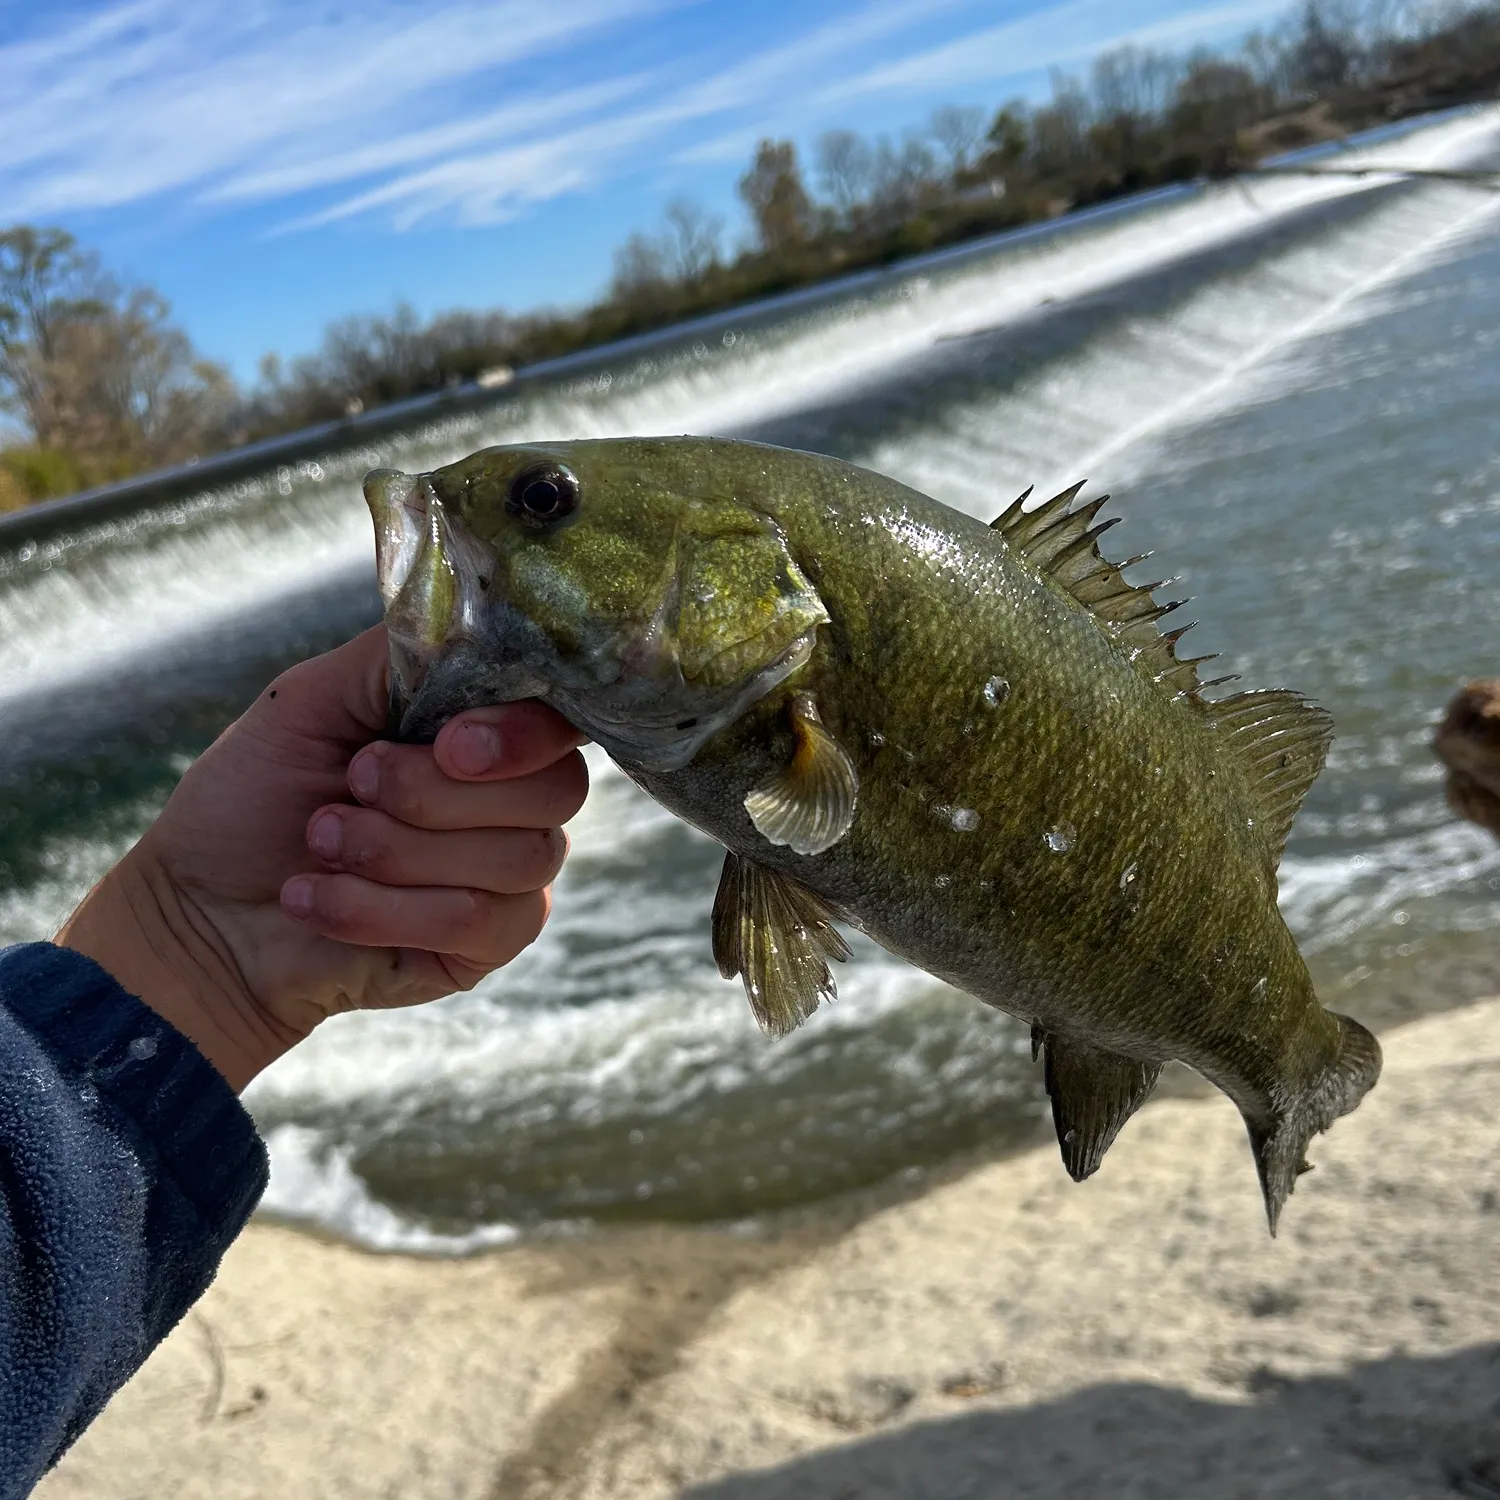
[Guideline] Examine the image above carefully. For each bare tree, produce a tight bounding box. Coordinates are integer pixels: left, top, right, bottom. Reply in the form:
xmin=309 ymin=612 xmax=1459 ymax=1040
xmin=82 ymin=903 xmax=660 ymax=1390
xmin=815 ymin=129 xmax=875 ymax=218
xmin=662 ymin=198 xmax=724 ymax=282
xmin=1240 ymin=27 xmax=1295 ymax=101
xmin=986 ymin=101 xmax=1031 ymax=173
xmin=867 ymin=134 xmax=941 ymax=226
xmin=738 ymin=140 xmax=814 ymax=252
xmin=1169 ymin=53 xmax=1270 ymax=149
xmin=610 ymin=232 xmax=673 ymax=300
xmin=250 ymin=302 xmax=521 ymax=431
xmin=1091 ymin=45 xmax=1183 ymax=122
xmin=1029 ymin=73 xmax=1094 ymax=176
xmin=928 ymin=105 xmax=988 ymax=176
xmin=0 ymin=225 xmax=234 ymax=477
xmin=1283 ymin=0 xmax=1361 ymax=91
xmin=0 ymin=227 xmax=107 ymax=443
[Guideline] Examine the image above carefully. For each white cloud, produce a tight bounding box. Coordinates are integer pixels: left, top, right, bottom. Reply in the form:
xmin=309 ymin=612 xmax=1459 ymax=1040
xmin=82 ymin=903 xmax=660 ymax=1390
xmin=816 ymin=0 xmax=1286 ymax=103
xmin=674 ymin=0 xmax=1282 ymax=170
xmin=208 ymin=73 xmax=657 ymax=205
xmin=281 ymin=0 xmax=971 ymax=229
xmin=0 ymin=0 xmax=680 ymax=216
xmin=0 ymin=0 xmax=1294 ymax=234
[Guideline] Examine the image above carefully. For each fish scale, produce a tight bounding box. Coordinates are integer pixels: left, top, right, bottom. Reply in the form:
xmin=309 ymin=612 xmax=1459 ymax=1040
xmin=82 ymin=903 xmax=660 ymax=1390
xmin=367 ymin=435 xmax=1381 ymax=1233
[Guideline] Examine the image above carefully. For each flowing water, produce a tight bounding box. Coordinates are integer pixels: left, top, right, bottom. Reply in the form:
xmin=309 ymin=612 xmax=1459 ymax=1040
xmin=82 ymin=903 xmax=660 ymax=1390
xmin=5 ymin=109 xmax=1500 ymax=1250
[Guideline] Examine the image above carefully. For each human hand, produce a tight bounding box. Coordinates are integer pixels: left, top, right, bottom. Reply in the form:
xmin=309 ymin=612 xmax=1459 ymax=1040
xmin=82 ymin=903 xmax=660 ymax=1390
xmin=56 ymin=626 xmax=587 ymax=1090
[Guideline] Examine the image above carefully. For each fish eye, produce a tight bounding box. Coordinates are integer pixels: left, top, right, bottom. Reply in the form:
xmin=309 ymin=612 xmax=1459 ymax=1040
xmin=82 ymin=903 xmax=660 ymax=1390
xmin=507 ymin=462 xmax=580 ymax=527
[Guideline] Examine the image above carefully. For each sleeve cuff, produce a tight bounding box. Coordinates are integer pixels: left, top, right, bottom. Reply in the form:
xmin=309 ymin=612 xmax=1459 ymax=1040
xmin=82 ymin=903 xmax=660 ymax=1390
xmin=0 ymin=942 xmax=268 ymax=1255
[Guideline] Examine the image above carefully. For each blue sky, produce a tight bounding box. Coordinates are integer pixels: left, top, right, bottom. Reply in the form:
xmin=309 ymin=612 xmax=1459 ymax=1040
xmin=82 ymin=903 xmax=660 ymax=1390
xmin=1 ymin=0 xmax=1287 ymax=383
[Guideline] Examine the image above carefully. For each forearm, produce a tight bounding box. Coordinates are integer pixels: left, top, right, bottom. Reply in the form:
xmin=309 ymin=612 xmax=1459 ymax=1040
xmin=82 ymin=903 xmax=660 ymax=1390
xmin=0 ymin=943 xmax=267 ymax=1497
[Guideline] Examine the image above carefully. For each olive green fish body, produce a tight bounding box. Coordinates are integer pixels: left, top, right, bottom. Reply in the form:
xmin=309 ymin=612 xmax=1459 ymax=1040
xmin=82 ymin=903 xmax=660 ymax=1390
xmin=368 ymin=436 xmax=1380 ymax=1230
xmin=625 ymin=452 xmax=1348 ymax=1136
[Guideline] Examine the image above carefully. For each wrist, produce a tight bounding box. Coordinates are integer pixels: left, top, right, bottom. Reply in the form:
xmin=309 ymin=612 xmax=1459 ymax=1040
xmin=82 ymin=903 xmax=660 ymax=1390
xmin=55 ymin=848 xmax=301 ymax=1091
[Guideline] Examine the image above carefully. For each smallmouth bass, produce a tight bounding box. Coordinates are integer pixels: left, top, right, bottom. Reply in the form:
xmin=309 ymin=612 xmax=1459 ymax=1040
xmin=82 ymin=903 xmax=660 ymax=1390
xmin=364 ymin=437 xmax=1381 ymax=1232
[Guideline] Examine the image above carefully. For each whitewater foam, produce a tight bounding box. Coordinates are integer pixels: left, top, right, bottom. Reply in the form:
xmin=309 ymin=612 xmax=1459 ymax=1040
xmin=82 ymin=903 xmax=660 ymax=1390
xmin=4 ymin=109 xmax=1497 ymax=711
xmin=259 ymin=1124 xmax=523 ymax=1255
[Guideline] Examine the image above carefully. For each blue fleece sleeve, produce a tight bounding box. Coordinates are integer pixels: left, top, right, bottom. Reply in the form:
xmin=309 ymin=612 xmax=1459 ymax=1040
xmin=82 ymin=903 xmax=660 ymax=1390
xmin=0 ymin=942 xmax=268 ymax=1498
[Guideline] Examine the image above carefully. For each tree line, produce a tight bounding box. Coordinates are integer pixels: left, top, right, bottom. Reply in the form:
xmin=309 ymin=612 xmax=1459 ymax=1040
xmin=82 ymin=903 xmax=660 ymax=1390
xmin=4 ymin=0 xmax=1500 ymax=510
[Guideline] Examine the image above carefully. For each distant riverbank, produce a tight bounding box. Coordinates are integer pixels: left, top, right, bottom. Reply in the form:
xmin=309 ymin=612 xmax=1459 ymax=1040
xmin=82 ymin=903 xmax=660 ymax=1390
xmin=9 ymin=0 xmax=1500 ymax=513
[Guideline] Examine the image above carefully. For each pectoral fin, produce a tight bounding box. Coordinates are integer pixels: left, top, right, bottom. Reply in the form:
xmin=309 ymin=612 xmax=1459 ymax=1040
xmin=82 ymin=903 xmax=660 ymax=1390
xmin=1032 ymin=1027 xmax=1162 ymax=1181
xmin=711 ymin=851 xmax=851 ymax=1037
xmin=744 ymin=693 xmax=858 ymax=856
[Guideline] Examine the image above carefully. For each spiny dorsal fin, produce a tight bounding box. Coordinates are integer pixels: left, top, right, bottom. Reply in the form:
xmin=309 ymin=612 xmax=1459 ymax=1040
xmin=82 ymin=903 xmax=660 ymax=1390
xmin=1031 ymin=1026 xmax=1162 ymax=1181
xmin=1201 ymin=690 xmax=1334 ymax=869
xmin=992 ymin=482 xmax=1220 ymax=699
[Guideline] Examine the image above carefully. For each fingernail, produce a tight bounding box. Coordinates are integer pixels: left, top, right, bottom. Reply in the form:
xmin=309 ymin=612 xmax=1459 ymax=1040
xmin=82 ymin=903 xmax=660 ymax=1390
xmin=282 ymin=877 xmax=316 ymax=920
xmin=449 ymin=722 xmax=501 ymax=776
xmin=349 ymin=748 xmax=380 ymax=803
xmin=308 ymin=811 xmax=343 ymax=861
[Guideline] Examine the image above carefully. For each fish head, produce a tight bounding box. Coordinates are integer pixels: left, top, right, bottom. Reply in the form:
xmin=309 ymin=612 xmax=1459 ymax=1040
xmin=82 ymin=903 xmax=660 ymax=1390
xmin=365 ymin=440 xmax=829 ymax=769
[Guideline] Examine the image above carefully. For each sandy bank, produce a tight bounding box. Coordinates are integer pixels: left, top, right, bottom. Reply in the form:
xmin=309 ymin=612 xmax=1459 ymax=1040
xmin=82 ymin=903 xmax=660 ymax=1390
xmin=38 ymin=998 xmax=1500 ymax=1500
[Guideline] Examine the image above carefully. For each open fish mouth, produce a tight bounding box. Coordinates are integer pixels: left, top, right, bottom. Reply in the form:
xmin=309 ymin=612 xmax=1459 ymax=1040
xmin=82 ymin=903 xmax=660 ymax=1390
xmin=363 ymin=467 xmax=429 ymax=611
xmin=363 ymin=466 xmax=548 ymax=738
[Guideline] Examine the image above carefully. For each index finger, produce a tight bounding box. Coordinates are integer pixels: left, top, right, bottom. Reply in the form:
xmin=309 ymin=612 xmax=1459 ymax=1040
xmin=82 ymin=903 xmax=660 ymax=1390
xmin=434 ymin=700 xmax=586 ymax=782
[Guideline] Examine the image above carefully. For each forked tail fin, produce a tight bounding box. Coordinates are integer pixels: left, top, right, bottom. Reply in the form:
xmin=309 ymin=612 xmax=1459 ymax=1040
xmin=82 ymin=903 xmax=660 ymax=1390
xmin=1244 ymin=1012 xmax=1382 ymax=1234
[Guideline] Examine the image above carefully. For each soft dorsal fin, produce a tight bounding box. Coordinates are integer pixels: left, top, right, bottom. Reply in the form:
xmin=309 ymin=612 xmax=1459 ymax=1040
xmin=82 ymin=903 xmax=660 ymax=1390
xmin=1200 ymin=690 xmax=1334 ymax=869
xmin=991 ymin=483 xmax=1220 ymax=700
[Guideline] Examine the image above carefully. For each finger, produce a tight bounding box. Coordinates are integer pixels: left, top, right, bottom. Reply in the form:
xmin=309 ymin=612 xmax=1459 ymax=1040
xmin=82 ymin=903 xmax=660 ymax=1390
xmin=282 ymin=874 xmax=550 ymax=967
xmin=434 ymin=701 xmax=586 ymax=782
xmin=348 ymin=742 xmax=589 ymax=831
xmin=306 ymin=805 xmax=568 ymax=894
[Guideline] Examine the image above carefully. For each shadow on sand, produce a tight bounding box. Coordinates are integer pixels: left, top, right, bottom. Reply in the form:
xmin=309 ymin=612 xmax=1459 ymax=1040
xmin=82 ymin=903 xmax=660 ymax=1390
xmin=684 ymin=1343 xmax=1500 ymax=1500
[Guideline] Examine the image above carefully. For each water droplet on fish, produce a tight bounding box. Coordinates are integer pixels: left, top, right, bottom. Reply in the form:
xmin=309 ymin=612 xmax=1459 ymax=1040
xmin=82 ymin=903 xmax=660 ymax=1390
xmin=934 ymin=873 xmax=952 ymax=889
xmin=629 ymin=1128 xmax=645 ymax=1145
xmin=1063 ymin=1128 xmax=1077 ymax=1143
xmin=950 ymin=808 xmax=980 ymax=832
xmin=870 ymin=730 xmax=886 ymax=747
xmin=1043 ymin=825 xmax=1075 ymax=854
xmin=1119 ymin=861 xmax=1138 ymax=891
xmin=982 ymin=676 xmax=1011 ymax=708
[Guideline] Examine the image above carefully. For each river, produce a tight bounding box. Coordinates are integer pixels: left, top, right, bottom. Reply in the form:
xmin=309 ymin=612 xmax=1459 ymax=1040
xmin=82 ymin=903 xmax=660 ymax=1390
xmin=4 ymin=107 xmax=1500 ymax=1250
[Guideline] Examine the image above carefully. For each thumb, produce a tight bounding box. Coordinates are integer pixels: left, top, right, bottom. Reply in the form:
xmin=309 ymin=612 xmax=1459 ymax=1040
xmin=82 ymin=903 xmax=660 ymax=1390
xmin=254 ymin=625 xmax=393 ymax=750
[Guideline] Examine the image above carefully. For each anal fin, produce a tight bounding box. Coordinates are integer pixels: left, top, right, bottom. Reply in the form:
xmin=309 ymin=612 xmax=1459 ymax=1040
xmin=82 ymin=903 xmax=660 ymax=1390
xmin=1032 ymin=1028 xmax=1162 ymax=1182
xmin=711 ymin=851 xmax=852 ymax=1037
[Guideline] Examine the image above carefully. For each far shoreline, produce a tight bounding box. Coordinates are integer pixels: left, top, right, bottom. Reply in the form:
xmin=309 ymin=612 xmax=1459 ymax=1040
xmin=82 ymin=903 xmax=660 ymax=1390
xmin=2 ymin=102 xmax=1488 ymax=555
